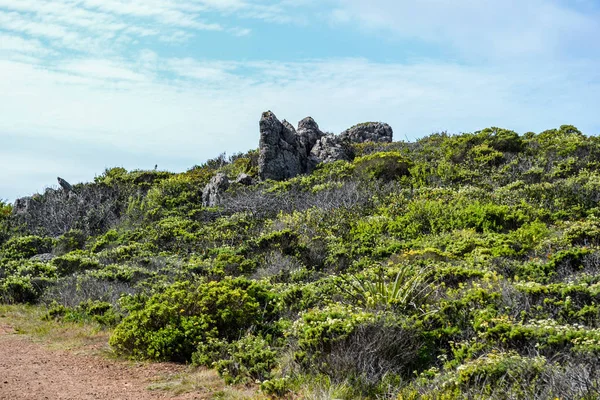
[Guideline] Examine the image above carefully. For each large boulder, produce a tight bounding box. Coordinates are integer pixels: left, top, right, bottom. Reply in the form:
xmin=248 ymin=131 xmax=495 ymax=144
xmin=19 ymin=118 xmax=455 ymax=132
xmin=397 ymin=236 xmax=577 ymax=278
xmin=258 ymin=111 xmax=306 ymax=181
xmin=202 ymin=173 xmax=230 ymax=207
xmin=339 ymin=122 xmax=393 ymax=144
xmin=308 ymin=135 xmax=353 ymax=172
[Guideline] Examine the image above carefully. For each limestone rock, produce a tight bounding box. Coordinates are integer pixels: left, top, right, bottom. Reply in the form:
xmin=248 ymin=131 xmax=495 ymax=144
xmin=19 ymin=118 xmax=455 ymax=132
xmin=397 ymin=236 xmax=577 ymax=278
xmin=13 ymin=196 xmax=32 ymax=215
xmin=297 ymin=117 xmax=324 ymax=154
xmin=258 ymin=111 xmax=305 ymax=181
xmin=235 ymin=173 xmax=254 ymax=186
xmin=57 ymin=177 xmax=73 ymax=192
xmin=308 ymin=135 xmax=353 ymax=171
xmin=202 ymin=173 xmax=230 ymax=207
xmin=339 ymin=122 xmax=393 ymax=144
xmin=257 ymin=111 xmax=394 ymax=181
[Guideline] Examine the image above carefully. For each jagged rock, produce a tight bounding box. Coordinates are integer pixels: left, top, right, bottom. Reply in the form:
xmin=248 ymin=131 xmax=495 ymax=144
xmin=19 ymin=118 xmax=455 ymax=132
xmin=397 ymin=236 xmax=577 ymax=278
xmin=57 ymin=177 xmax=73 ymax=192
xmin=258 ymin=111 xmax=306 ymax=181
xmin=308 ymin=135 xmax=353 ymax=172
xmin=235 ymin=173 xmax=254 ymax=186
xmin=339 ymin=122 xmax=393 ymax=144
xmin=30 ymin=253 xmax=55 ymax=263
xmin=202 ymin=173 xmax=230 ymax=207
xmin=13 ymin=196 xmax=32 ymax=215
xmin=297 ymin=117 xmax=324 ymax=155
xmin=257 ymin=111 xmax=394 ymax=181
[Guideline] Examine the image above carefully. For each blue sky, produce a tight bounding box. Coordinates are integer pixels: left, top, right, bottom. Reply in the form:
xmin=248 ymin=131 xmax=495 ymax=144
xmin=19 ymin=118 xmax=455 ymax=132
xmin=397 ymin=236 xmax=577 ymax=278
xmin=1 ymin=0 xmax=599 ymax=201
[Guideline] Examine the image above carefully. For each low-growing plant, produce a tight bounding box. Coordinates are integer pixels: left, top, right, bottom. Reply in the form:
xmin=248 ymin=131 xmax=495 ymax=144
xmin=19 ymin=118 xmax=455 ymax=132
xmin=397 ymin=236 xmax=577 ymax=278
xmin=213 ymin=335 xmax=278 ymax=384
xmin=341 ymin=263 xmax=433 ymax=313
xmin=109 ymin=277 xmax=278 ymax=362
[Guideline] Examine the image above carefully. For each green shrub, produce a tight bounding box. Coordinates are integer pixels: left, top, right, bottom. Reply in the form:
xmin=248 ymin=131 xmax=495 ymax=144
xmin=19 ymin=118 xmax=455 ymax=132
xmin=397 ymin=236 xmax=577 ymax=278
xmin=260 ymin=377 xmax=293 ymax=397
xmin=353 ymin=152 xmax=412 ymax=182
xmin=213 ymin=335 xmax=278 ymax=384
xmin=1 ymin=235 xmax=54 ymax=261
xmin=109 ymin=278 xmax=278 ymax=362
xmin=90 ymin=229 xmax=120 ymax=253
xmin=54 ymin=229 xmax=87 ymax=255
xmin=0 ymin=275 xmax=44 ymax=303
xmin=51 ymin=250 xmax=101 ymax=276
xmin=292 ymin=305 xmax=371 ymax=369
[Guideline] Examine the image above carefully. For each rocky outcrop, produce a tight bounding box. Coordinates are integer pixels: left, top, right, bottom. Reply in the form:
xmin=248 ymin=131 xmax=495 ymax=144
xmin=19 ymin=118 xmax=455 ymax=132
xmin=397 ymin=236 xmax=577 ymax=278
xmin=258 ymin=111 xmax=306 ymax=181
xmin=57 ymin=177 xmax=73 ymax=193
xmin=308 ymin=135 xmax=353 ymax=171
xmin=202 ymin=173 xmax=230 ymax=207
xmin=297 ymin=117 xmax=324 ymax=158
xmin=13 ymin=196 xmax=32 ymax=215
xmin=339 ymin=122 xmax=393 ymax=144
xmin=257 ymin=112 xmax=393 ymax=181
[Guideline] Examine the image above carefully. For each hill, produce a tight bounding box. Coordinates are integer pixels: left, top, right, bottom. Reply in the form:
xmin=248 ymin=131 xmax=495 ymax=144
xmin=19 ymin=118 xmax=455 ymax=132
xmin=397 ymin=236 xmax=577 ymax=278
xmin=1 ymin=115 xmax=600 ymax=399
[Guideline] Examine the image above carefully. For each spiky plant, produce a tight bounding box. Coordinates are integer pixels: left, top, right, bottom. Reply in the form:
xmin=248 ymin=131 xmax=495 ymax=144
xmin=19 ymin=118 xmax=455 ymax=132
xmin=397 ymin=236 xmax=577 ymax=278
xmin=341 ymin=264 xmax=433 ymax=313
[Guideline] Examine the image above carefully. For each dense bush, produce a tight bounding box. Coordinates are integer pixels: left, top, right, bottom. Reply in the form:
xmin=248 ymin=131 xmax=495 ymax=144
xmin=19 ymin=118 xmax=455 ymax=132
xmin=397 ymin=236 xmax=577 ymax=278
xmin=109 ymin=278 xmax=278 ymax=362
xmin=1 ymin=235 xmax=54 ymax=261
xmin=4 ymin=125 xmax=600 ymax=398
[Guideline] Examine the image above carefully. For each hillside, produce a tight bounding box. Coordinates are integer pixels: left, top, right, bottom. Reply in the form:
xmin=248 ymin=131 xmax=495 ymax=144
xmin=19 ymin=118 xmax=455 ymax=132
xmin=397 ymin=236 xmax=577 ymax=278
xmin=1 ymin=115 xmax=600 ymax=399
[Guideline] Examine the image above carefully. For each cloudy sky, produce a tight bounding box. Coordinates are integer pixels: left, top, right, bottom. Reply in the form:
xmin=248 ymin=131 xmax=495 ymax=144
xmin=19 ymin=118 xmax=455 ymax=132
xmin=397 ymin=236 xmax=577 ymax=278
xmin=1 ymin=0 xmax=599 ymax=201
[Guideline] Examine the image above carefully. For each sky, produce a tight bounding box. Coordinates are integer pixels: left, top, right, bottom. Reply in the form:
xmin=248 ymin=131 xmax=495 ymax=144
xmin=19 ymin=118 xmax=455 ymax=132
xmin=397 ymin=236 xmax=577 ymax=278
xmin=1 ymin=0 xmax=599 ymax=201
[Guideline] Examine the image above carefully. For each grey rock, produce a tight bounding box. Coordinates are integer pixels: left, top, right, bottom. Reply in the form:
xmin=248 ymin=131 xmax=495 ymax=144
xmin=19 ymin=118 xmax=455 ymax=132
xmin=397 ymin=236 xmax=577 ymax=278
xmin=308 ymin=135 xmax=353 ymax=171
xmin=13 ymin=196 xmax=32 ymax=215
xmin=202 ymin=173 xmax=230 ymax=207
xmin=30 ymin=253 xmax=55 ymax=263
xmin=339 ymin=122 xmax=393 ymax=144
xmin=257 ymin=111 xmax=394 ymax=181
xmin=258 ymin=111 xmax=305 ymax=181
xmin=235 ymin=173 xmax=254 ymax=186
xmin=297 ymin=117 xmax=324 ymax=154
xmin=57 ymin=177 xmax=73 ymax=192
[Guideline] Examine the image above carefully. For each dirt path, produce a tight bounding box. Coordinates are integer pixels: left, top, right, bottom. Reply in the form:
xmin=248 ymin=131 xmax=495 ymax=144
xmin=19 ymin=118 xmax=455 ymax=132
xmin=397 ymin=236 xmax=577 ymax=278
xmin=0 ymin=324 xmax=209 ymax=400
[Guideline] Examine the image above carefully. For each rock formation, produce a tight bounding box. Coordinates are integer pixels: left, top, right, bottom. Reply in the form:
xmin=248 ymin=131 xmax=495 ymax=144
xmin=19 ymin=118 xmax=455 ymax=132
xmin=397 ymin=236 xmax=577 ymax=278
xmin=308 ymin=135 xmax=353 ymax=171
xmin=339 ymin=122 xmax=393 ymax=144
xmin=202 ymin=173 xmax=230 ymax=207
xmin=57 ymin=177 xmax=73 ymax=192
xmin=13 ymin=196 xmax=31 ymax=215
xmin=258 ymin=112 xmax=393 ymax=182
xmin=258 ymin=111 xmax=306 ymax=181
xmin=202 ymin=112 xmax=394 ymax=207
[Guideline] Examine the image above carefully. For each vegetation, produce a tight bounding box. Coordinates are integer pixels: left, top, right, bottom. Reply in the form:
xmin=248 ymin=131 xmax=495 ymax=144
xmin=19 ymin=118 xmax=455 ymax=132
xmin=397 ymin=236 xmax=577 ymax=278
xmin=3 ymin=126 xmax=600 ymax=398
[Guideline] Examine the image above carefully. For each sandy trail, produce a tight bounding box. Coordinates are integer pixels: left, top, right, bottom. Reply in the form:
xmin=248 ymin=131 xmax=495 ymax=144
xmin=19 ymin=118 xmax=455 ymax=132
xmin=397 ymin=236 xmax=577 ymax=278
xmin=0 ymin=325 xmax=206 ymax=400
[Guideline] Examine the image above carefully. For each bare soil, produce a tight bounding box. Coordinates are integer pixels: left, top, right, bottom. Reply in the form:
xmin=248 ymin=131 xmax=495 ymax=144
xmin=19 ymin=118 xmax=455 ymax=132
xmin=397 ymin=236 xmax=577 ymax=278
xmin=0 ymin=324 xmax=210 ymax=400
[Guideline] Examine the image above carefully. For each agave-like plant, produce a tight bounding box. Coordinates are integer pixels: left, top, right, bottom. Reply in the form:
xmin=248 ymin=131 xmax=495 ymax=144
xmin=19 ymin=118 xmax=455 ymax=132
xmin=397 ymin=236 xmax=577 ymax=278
xmin=341 ymin=263 xmax=433 ymax=313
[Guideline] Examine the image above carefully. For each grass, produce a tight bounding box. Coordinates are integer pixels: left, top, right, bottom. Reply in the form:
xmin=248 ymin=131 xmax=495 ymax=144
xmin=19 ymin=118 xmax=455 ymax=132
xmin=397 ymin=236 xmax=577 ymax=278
xmin=148 ymin=367 xmax=266 ymax=399
xmin=0 ymin=303 xmax=111 ymax=355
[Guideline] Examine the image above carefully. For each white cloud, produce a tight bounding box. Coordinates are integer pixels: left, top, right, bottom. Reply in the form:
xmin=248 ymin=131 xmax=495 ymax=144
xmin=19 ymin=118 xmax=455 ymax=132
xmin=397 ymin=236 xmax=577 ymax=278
xmin=0 ymin=0 xmax=599 ymax=201
xmin=0 ymin=0 xmax=255 ymax=56
xmin=328 ymin=0 xmax=600 ymax=61
xmin=1 ymin=56 xmax=597 ymax=158
xmin=59 ymin=59 xmax=149 ymax=81
xmin=0 ymin=33 xmax=53 ymax=56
